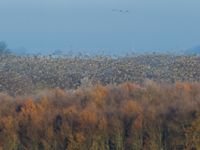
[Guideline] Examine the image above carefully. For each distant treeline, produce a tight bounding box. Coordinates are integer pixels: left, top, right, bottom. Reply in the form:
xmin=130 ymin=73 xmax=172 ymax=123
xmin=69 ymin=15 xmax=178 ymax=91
xmin=0 ymin=82 xmax=200 ymax=149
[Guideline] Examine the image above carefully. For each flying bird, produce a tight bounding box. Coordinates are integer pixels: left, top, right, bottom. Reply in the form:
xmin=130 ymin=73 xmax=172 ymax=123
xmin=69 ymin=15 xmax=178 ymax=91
xmin=112 ymin=9 xmax=130 ymax=13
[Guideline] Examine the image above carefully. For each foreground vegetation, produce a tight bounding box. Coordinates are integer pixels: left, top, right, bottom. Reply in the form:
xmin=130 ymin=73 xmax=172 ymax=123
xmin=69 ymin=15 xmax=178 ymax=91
xmin=0 ymin=82 xmax=200 ymax=150
xmin=0 ymin=54 xmax=200 ymax=96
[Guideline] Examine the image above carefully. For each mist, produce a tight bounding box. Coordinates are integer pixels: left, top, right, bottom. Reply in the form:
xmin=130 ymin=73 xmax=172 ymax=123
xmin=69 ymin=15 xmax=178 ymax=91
xmin=0 ymin=0 xmax=200 ymax=54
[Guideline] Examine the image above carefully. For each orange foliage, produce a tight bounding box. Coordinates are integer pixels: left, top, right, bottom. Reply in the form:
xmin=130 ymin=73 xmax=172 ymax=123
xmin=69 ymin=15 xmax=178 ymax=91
xmin=98 ymin=116 xmax=108 ymax=131
xmin=75 ymin=132 xmax=85 ymax=143
xmin=91 ymin=85 xmax=108 ymax=107
xmin=120 ymin=82 xmax=140 ymax=93
xmin=63 ymin=105 xmax=78 ymax=115
xmin=21 ymin=98 xmax=36 ymax=113
xmin=121 ymin=100 xmax=142 ymax=118
xmin=133 ymin=115 xmax=143 ymax=130
xmin=0 ymin=82 xmax=199 ymax=149
xmin=175 ymin=82 xmax=193 ymax=93
xmin=80 ymin=105 xmax=98 ymax=128
xmin=1 ymin=116 xmax=14 ymax=130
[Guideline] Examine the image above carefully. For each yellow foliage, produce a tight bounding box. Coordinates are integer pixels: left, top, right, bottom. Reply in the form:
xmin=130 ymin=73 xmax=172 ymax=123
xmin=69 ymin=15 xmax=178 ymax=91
xmin=75 ymin=132 xmax=85 ymax=143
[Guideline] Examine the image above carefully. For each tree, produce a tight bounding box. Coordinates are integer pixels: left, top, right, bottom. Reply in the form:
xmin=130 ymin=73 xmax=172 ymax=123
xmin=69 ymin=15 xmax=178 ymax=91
xmin=0 ymin=41 xmax=10 ymax=54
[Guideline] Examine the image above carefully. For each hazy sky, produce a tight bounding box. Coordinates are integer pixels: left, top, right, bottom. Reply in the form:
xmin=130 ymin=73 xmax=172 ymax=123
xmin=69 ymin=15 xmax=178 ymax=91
xmin=0 ymin=0 xmax=200 ymax=54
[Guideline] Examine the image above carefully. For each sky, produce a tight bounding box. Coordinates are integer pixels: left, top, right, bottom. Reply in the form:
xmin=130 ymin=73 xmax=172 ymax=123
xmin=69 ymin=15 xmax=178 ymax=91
xmin=0 ymin=0 xmax=200 ymax=54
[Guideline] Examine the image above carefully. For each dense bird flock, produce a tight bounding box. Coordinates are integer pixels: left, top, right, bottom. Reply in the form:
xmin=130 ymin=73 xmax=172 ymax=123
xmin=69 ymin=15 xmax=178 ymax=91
xmin=0 ymin=54 xmax=200 ymax=150
xmin=0 ymin=54 xmax=200 ymax=95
